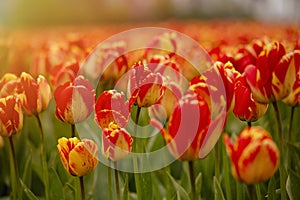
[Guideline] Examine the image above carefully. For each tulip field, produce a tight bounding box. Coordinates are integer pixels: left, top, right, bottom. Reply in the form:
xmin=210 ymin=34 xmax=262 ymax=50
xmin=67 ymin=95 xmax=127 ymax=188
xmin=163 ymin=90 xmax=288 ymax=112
xmin=0 ymin=20 xmax=300 ymax=200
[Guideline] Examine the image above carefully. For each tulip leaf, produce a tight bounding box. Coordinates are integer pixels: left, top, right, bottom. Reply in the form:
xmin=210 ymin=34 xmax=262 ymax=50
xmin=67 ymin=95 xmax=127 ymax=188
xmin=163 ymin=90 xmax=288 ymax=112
xmin=166 ymin=172 xmax=190 ymax=200
xmin=21 ymin=150 xmax=32 ymax=188
xmin=49 ymin=168 xmax=65 ymax=200
xmin=134 ymin=172 xmax=153 ymax=200
xmin=267 ymin=175 xmax=277 ymax=200
xmin=195 ymin=172 xmax=202 ymax=199
xmin=122 ymin=174 xmax=129 ymax=200
xmin=214 ymin=176 xmax=225 ymax=200
xmin=20 ymin=179 xmax=39 ymax=200
xmin=286 ymin=170 xmax=300 ymax=200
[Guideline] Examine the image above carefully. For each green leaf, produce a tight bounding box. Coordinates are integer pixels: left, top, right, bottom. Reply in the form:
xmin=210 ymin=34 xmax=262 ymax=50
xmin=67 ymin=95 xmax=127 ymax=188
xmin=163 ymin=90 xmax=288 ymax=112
xmin=122 ymin=174 xmax=129 ymax=200
xmin=49 ymin=168 xmax=65 ymax=200
xmin=213 ymin=176 xmax=225 ymax=200
xmin=195 ymin=172 xmax=202 ymax=199
xmin=166 ymin=172 xmax=190 ymax=200
xmin=21 ymin=150 xmax=32 ymax=187
xmin=267 ymin=175 xmax=277 ymax=200
xmin=286 ymin=170 xmax=300 ymax=200
xmin=20 ymin=179 xmax=39 ymax=200
xmin=134 ymin=172 xmax=153 ymax=200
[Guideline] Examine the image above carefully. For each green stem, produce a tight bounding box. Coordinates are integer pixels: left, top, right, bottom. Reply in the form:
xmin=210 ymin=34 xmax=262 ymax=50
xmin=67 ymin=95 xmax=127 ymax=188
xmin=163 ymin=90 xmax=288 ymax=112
xmin=8 ymin=136 xmax=19 ymax=200
xmin=255 ymin=184 xmax=262 ymax=200
xmin=188 ymin=161 xmax=196 ymax=200
xmin=214 ymin=141 xmax=220 ymax=182
xmin=35 ymin=114 xmax=50 ymax=200
xmin=114 ymin=162 xmax=121 ymax=200
xmin=247 ymin=121 xmax=252 ymax=127
xmin=71 ymin=124 xmax=76 ymax=138
xmin=247 ymin=185 xmax=254 ymax=200
xmin=223 ymin=141 xmax=232 ymax=200
xmin=288 ymin=106 xmax=295 ymax=141
xmin=133 ymin=106 xmax=142 ymax=198
xmin=272 ymin=102 xmax=287 ymax=200
xmin=79 ymin=176 xmax=85 ymax=200
xmin=108 ymin=164 xmax=113 ymax=200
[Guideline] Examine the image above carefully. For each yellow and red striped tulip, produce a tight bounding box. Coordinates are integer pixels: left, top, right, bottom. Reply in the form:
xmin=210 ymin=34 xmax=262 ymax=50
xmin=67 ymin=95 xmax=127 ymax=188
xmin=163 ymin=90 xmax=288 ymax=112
xmin=282 ymin=50 xmax=300 ymax=106
xmin=223 ymin=126 xmax=279 ymax=184
xmin=95 ymin=90 xmax=131 ymax=129
xmin=50 ymin=62 xmax=79 ymax=89
xmin=233 ymin=74 xmax=268 ymax=122
xmin=0 ymin=95 xmax=23 ymax=137
xmin=19 ymin=72 xmax=52 ymax=116
xmin=245 ymin=41 xmax=294 ymax=103
xmin=127 ymin=61 xmax=165 ymax=107
xmin=0 ymin=73 xmax=20 ymax=98
xmin=54 ymin=76 xmax=95 ymax=124
xmin=102 ymin=122 xmax=133 ymax=161
xmin=57 ymin=137 xmax=98 ymax=177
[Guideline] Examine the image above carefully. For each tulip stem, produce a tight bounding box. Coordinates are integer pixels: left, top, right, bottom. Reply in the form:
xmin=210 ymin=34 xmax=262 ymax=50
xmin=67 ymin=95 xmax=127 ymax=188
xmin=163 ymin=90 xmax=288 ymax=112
xmin=288 ymin=106 xmax=295 ymax=141
xmin=255 ymin=184 xmax=262 ymax=200
xmin=8 ymin=136 xmax=19 ymax=200
xmin=272 ymin=102 xmax=287 ymax=200
xmin=247 ymin=185 xmax=254 ymax=200
xmin=188 ymin=161 xmax=196 ymax=200
xmin=133 ymin=106 xmax=142 ymax=198
xmin=71 ymin=124 xmax=76 ymax=138
xmin=79 ymin=176 xmax=85 ymax=200
xmin=108 ymin=165 xmax=113 ymax=200
xmin=114 ymin=162 xmax=121 ymax=200
xmin=214 ymin=141 xmax=220 ymax=181
xmin=35 ymin=114 xmax=50 ymax=200
xmin=247 ymin=121 xmax=252 ymax=127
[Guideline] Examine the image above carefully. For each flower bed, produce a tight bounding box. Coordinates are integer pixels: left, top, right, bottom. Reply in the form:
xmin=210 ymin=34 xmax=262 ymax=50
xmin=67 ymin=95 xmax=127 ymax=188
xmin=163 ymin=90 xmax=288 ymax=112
xmin=0 ymin=20 xmax=299 ymax=200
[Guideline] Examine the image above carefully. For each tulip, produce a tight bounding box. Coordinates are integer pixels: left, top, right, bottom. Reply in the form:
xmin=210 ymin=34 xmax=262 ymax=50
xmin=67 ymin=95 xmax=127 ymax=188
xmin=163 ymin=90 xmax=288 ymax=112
xmin=282 ymin=50 xmax=300 ymax=106
xmin=223 ymin=126 xmax=279 ymax=184
xmin=244 ymin=41 xmax=295 ymax=103
xmin=95 ymin=90 xmax=131 ymax=129
xmin=50 ymin=62 xmax=79 ymax=89
xmin=19 ymin=72 xmax=52 ymax=115
xmin=0 ymin=95 xmax=23 ymax=137
xmin=57 ymin=137 xmax=98 ymax=177
xmin=0 ymin=136 xmax=3 ymax=149
xmin=54 ymin=75 xmax=95 ymax=124
xmin=233 ymin=74 xmax=268 ymax=122
xmin=102 ymin=122 xmax=133 ymax=161
xmin=127 ymin=61 xmax=165 ymax=107
xmin=0 ymin=73 xmax=20 ymax=98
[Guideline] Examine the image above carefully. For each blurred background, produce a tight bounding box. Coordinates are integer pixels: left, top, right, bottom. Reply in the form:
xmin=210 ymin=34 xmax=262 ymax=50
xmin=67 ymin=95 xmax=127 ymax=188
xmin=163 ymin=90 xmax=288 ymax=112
xmin=0 ymin=0 xmax=299 ymax=27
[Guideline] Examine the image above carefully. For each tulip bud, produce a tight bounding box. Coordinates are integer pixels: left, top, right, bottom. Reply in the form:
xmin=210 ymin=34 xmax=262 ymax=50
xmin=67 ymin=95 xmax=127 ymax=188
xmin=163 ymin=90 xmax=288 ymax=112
xmin=0 ymin=95 xmax=23 ymax=137
xmin=223 ymin=126 xmax=279 ymax=184
xmin=57 ymin=137 xmax=98 ymax=177
xmin=0 ymin=73 xmax=19 ymax=98
xmin=233 ymin=74 xmax=268 ymax=122
xmin=127 ymin=61 xmax=165 ymax=107
xmin=102 ymin=122 xmax=133 ymax=161
xmin=54 ymin=76 xmax=95 ymax=124
xmin=19 ymin=72 xmax=52 ymax=115
xmin=95 ymin=90 xmax=131 ymax=129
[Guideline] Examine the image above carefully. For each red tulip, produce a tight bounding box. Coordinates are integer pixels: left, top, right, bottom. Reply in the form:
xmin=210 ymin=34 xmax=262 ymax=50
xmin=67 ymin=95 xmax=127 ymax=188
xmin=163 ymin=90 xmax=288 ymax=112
xmin=19 ymin=72 xmax=52 ymax=115
xmin=102 ymin=122 xmax=133 ymax=161
xmin=95 ymin=90 xmax=131 ymax=129
xmin=0 ymin=95 xmax=23 ymax=137
xmin=244 ymin=41 xmax=294 ymax=103
xmin=0 ymin=73 xmax=20 ymax=98
xmin=224 ymin=126 xmax=279 ymax=184
xmin=54 ymin=76 xmax=95 ymax=124
xmin=127 ymin=61 xmax=165 ymax=107
xmin=50 ymin=62 xmax=79 ymax=89
xmin=233 ymin=74 xmax=268 ymax=122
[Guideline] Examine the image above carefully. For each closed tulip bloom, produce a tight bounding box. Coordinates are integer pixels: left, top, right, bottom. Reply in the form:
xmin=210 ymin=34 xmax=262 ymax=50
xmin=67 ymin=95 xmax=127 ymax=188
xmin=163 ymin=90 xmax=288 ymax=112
xmin=0 ymin=95 xmax=23 ymax=137
xmin=0 ymin=73 xmax=20 ymax=98
xmin=19 ymin=72 xmax=52 ymax=115
xmin=57 ymin=137 xmax=98 ymax=177
xmin=50 ymin=62 xmax=79 ymax=89
xmin=282 ymin=50 xmax=300 ymax=106
xmin=127 ymin=61 xmax=165 ymax=107
xmin=223 ymin=126 xmax=279 ymax=184
xmin=233 ymin=74 xmax=268 ymax=122
xmin=102 ymin=122 xmax=133 ymax=161
xmin=95 ymin=90 xmax=131 ymax=129
xmin=245 ymin=41 xmax=294 ymax=103
xmin=54 ymin=76 xmax=95 ymax=124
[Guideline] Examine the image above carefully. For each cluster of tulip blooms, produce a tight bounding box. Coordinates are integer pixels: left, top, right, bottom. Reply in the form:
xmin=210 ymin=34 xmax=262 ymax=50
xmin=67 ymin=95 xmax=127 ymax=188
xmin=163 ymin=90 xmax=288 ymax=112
xmin=0 ymin=22 xmax=299 ymax=200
